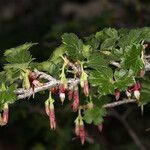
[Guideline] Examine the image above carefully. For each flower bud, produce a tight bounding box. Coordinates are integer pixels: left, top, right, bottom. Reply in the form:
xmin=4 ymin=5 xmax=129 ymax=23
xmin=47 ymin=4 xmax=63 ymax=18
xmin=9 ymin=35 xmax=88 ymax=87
xmin=0 ymin=103 xmax=9 ymax=126
xmin=75 ymin=118 xmax=80 ymax=136
xmin=115 ymin=89 xmax=120 ymax=101
xmin=49 ymin=102 xmax=56 ymax=130
xmin=84 ymin=80 xmax=89 ymax=97
xmin=59 ymin=93 xmax=65 ymax=104
xmin=126 ymin=90 xmax=131 ymax=99
xmin=51 ymin=86 xmax=57 ymax=94
xmin=128 ymin=82 xmax=141 ymax=92
xmin=68 ymin=86 xmax=73 ymax=100
xmin=79 ymin=121 xmax=86 ymax=145
xmin=134 ymin=90 xmax=140 ymax=100
xmin=59 ymin=84 xmax=66 ymax=104
xmin=45 ymin=100 xmax=50 ymax=116
xmin=72 ymin=86 xmax=79 ymax=112
xmin=97 ymin=123 xmax=103 ymax=133
xmin=139 ymin=69 xmax=145 ymax=77
xmin=143 ymin=44 xmax=148 ymax=49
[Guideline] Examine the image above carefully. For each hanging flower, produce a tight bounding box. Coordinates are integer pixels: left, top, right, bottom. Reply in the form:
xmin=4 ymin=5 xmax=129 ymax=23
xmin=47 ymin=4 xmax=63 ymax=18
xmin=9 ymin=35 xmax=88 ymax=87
xmin=0 ymin=103 xmax=9 ymax=126
xmin=83 ymin=80 xmax=89 ymax=97
xmin=134 ymin=90 xmax=140 ymax=100
xmin=59 ymin=84 xmax=66 ymax=104
xmin=72 ymin=86 xmax=79 ymax=112
xmin=80 ymin=63 xmax=89 ymax=97
xmin=49 ymin=101 xmax=56 ymax=130
xmin=74 ymin=117 xmax=80 ymax=136
xmin=79 ymin=119 xmax=86 ymax=145
xmin=115 ymin=89 xmax=121 ymax=101
xmin=126 ymin=90 xmax=131 ymax=100
xmin=97 ymin=123 xmax=103 ymax=133
xmin=68 ymin=85 xmax=74 ymax=101
xmin=51 ymin=86 xmax=57 ymax=94
xmin=74 ymin=110 xmax=86 ymax=145
xmin=45 ymin=92 xmax=56 ymax=130
xmin=28 ymin=71 xmax=42 ymax=98
xmin=127 ymin=82 xmax=141 ymax=100
xmin=45 ymin=100 xmax=50 ymax=116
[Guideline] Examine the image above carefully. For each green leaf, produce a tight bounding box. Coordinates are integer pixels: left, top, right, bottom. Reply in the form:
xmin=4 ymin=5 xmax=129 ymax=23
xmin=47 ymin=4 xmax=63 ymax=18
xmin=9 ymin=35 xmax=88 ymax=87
xmin=82 ymin=45 xmax=91 ymax=58
xmin=85 ymin=35 xmax=100 ymax=50
xmin=95 ymin=28 xmax=118 ymax=50
xmin=83 ymin=107 xmax=106 ymax=125
xmin=121 ymin=44 xmax=144 ymax=75
xmin=89 ymin=68 xmax=115 ymax=95
xmin=0 ymin=71 xmax=6 ymax=86
xmin=87 ymin=52 xmax=109 ymax=70
xmin=114 ymin=69 xmax=134 ymax=90
xmin=118 ymin=28 xmax=150 ymax=48
xmin=100 ymin=38 xmax=117 ymax=50
xmin=0 ymin=84 xmax=17 ymax=110
xmin=62 ymin=33 xmax=84 ymax=60
xmin=4 ymin=43 xmax=36 ymax=64
xmin=138 ymin=77 xmax=150 ymax=106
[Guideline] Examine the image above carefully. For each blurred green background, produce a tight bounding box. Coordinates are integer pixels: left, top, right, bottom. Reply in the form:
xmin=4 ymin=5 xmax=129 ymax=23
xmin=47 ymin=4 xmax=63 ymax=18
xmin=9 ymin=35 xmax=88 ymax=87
xmin=0 ymin=0 xmax=150 ymax=150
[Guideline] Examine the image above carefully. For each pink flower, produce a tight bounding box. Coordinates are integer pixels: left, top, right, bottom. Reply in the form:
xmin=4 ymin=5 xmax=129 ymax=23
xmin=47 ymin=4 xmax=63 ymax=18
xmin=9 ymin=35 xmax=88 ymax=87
xmin=0 ymin=104 xmax=9 ymax=126
xmin=79 ymin=125 xmax=86 ymax=145
xmin=128 ymin=82 xmax=141 ymax=92
xmin=74 ymin=117 xmax=86 ymax=145
xmin=97 ymin=123 xmax=103 ymax=132
xmin=59 ymin=84 xmax=66 ymax=104
xmin=115 ymin=89 xmax=120 ymax=101
xmin=68 ymin=86 xmax=73 ymax=101
xmin=83 ymin=80 xmax=89 ymax=97
xmin=49 ymin=108 xmax=56 ymax=130
xmin=75 ymin=120 xmax=80 ymax=136
xmin=127 ymin=82 xmax=141 ymax=100
xmin=134 ymin=90 xmax=140 ymax=100
xmin=45 ymin=100 xmax=50 ymax=116
xmin=126 ymin=90 xmax=131 ymax=99
xmin=72 ymin=86 xmax=79 ymax=112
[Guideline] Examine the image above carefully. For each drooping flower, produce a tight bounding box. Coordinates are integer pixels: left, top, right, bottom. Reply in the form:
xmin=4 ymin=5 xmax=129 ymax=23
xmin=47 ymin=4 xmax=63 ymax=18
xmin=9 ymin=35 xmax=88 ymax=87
xmin=127 ymin=82 xmax=141 ymax=100
xmin=72 ymin=86 xmax=79 ymax=112
xmin=139 ymin=69 xmax=145 ymax=77
xmin=51 ymin=86 xmax=57 ymax=94
xmin=97 ymin=123 xmax=103 ymax=133
xmin=45 ymin=100 xmax=50 ymax=116
xmin=74 ymin=117 xmax=80 ymax=136
xmin=128 ymin=82 xmax=141 ymax=92
xmin=28 ymin=71 xmax=42 ymax=98
xmin=115 ymin=89 xmax=121 ymax=101
xmin=68 ymin=85 xmax=74 ymax=101
xmin=83 ymin=80 xmax=89 ymax=97
xmin=49 ymin=110 xmax=56 ymax=130
xmin=126 ymin=90 xmax=131 ymax=100
xmin=134 ymin=90 xmax=140 ymax=100
xmin=49 ymin=102 xmax=56 ymax=130
xmin=80 ymin=65 xmax=89 ymax=97
xmin=74 ymin=116 xmax=86 ymax=145
xmin=59 ymin=84 xmax=66 ymax=104
xmin=79 ymin=119 xmax=86 ymax=145
xmin=0 ymin=103 xmax=9 ymax=126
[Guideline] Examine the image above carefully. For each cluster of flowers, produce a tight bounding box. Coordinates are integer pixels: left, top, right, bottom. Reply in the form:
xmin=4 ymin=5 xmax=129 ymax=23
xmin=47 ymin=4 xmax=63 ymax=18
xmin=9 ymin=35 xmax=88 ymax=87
xmin=115 ymin=82 xmax=141 ymax=101
xmin=43 ymin=66 xmax=89 ymax=144
xmin=0 ymin=64 xmax=142 ymax=145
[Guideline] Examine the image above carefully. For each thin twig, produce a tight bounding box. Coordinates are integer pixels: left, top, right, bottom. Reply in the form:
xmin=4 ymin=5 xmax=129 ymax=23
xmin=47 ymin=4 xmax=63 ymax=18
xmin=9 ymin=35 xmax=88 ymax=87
xmin=103 ymin=99 xmax=136 ymax=108
xmin=15 ymin=54 xmax=150 ymax=105
xmin=110 ymin=110 xmax=146 ymax=150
